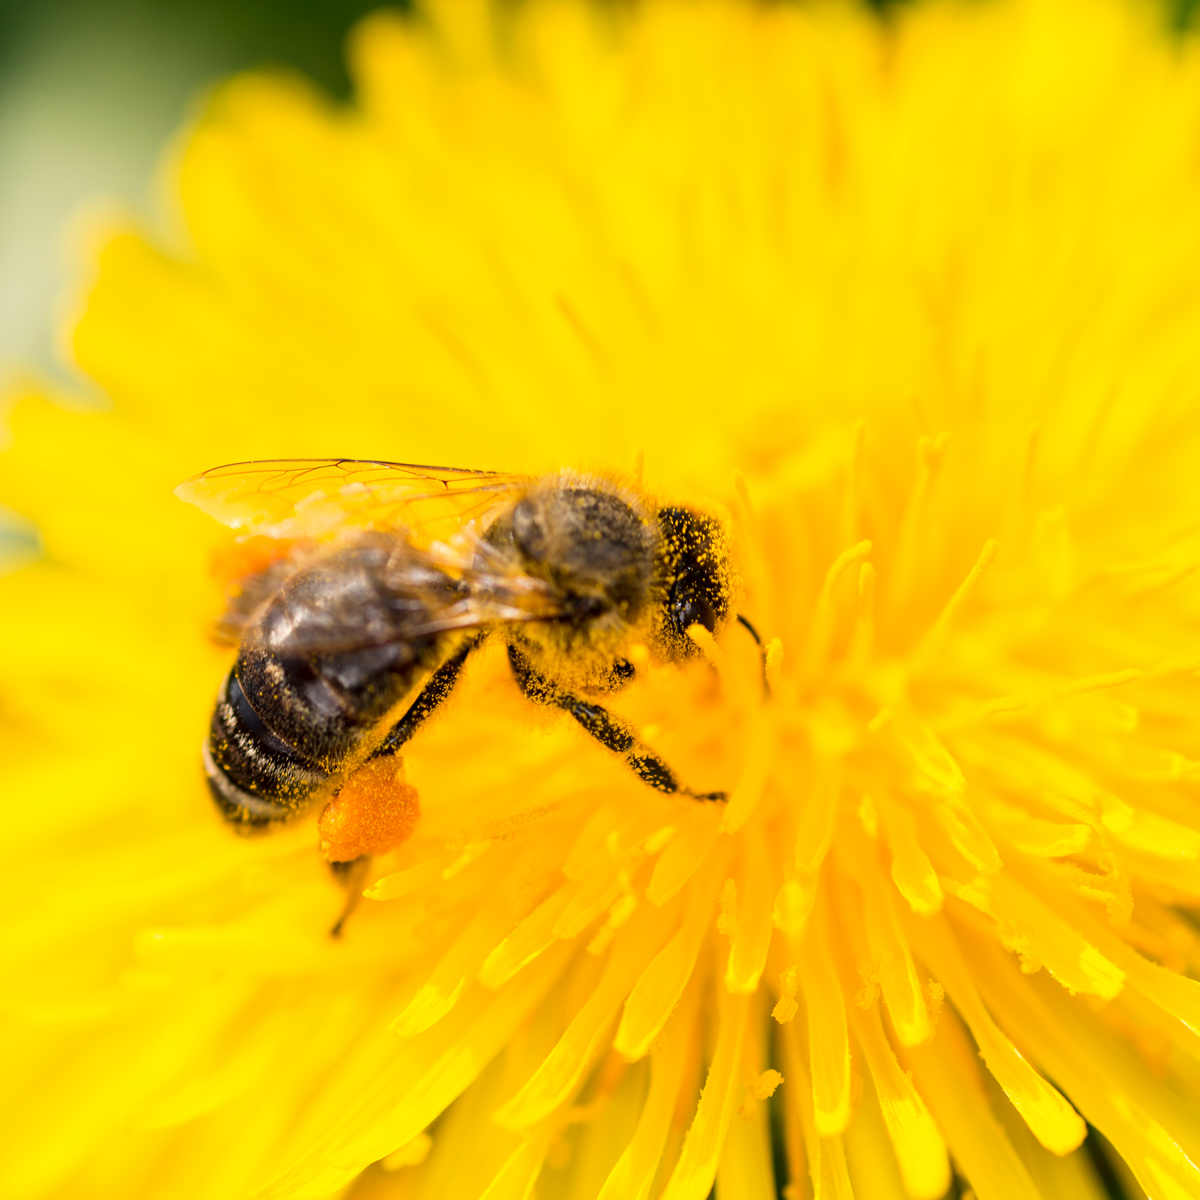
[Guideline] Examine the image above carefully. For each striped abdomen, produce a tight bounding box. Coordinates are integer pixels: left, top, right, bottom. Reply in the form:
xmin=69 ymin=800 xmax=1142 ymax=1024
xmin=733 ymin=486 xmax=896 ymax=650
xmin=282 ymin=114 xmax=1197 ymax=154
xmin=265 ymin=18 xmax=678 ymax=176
xmin=205 ymin=537 xmax=455 ymax=829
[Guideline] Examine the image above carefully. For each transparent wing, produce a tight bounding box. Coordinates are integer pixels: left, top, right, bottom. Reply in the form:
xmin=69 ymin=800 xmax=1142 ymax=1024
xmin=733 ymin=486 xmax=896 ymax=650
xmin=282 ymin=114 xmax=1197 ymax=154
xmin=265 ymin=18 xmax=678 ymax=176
xmin=214 ymin=531 xmax=562 ymax=656
xmin=267 ymin=593 xmax=548 ymax=656
xmin=176 ymin=458 xmax=531 ymax=543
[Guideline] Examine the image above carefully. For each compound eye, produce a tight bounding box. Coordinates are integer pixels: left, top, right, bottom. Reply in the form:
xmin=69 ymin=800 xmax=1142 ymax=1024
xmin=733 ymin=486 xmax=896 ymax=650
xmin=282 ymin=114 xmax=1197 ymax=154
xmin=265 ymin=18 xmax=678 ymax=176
xmin=671 ymin=587 xmax=719 ymax=637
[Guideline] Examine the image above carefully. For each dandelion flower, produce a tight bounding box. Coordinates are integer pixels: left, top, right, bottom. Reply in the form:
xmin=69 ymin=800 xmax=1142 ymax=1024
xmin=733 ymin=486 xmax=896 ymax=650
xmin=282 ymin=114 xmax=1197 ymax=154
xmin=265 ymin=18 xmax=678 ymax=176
xmin=4 ymin=1 xmax=1200 ymax=1197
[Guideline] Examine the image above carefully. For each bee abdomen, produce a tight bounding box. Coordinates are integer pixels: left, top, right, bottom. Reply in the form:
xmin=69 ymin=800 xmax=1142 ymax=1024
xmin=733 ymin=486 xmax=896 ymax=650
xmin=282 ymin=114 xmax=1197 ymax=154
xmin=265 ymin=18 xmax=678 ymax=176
xmin=204 ymin=670 xmax=328 ymax=830
xmin=203 ymin=537 xmax=455 ymax=831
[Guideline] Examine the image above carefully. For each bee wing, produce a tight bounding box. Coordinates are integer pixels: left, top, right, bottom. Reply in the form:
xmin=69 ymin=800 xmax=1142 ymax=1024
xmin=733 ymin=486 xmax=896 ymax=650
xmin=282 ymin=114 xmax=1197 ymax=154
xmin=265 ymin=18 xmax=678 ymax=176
xmin=175 ymin=458 xmax=531 ymax=542
xmin=228 ymin=535 xmax=563 ymax=657
xmin=265 ymin=547 xmax=559 ymax=657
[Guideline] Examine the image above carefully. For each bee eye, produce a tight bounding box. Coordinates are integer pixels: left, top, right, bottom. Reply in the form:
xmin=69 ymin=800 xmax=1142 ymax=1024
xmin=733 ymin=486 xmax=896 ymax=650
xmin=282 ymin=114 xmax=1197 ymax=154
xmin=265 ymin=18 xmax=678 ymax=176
xmin=671 ymin=588 xmax=719 ymax=637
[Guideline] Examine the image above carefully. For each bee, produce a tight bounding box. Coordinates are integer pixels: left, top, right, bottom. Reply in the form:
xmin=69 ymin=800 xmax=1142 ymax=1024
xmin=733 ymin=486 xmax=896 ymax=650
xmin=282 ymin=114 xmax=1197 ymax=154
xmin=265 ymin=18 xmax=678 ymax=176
xmin=179 ymin=460 xmax=759 ymax=924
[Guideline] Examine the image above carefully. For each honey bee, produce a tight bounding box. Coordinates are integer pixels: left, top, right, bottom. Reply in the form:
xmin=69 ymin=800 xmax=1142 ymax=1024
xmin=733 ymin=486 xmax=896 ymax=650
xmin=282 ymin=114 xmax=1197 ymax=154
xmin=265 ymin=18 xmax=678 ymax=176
xmin=179 ymin=460 xmax=758 ymax=925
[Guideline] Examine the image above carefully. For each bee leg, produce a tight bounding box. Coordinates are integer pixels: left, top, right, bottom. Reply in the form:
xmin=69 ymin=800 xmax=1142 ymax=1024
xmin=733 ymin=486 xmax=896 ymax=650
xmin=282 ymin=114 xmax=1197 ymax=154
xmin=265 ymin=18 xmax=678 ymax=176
xmin=325 ymin=636 xmax=484 ymax=938
xmin=329 ymin=855 xmax=372 ymax=938
xmin=506 ymin=642 xmax=726 ymax=803
xmin=368 ymin=634 xmax=485 ymax=761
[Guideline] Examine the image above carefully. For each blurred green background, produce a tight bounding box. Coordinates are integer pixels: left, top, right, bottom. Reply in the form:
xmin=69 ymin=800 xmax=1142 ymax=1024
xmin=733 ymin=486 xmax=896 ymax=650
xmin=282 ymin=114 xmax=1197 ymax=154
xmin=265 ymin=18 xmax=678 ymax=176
xmin=0 ymin=0 xmax=400 ymax=392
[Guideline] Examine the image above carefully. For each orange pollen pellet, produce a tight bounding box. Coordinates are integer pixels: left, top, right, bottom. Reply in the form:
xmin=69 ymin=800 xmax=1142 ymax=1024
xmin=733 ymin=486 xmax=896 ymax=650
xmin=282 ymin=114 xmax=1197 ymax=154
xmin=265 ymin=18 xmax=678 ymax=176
xmin=318 ymin=758 xmax=421 ymax=863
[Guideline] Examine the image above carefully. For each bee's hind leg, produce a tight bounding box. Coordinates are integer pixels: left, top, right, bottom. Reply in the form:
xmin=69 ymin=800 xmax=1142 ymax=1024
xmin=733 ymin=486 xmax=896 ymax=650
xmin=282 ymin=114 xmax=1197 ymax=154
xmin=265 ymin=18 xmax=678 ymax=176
xmin=330 ymin=855 xmax=372 ymax=938
xmin=506 ymin=642 xmax=726 ymax=803
xmin=325 ymin=634 xmax=486 ymax=937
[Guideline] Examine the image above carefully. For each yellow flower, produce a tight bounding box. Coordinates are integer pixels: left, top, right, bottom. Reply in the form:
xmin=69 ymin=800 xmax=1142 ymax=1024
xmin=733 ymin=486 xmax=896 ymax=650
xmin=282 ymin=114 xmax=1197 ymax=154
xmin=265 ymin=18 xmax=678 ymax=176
xmin=4 ymin=0 xmax=1200 ymax=1197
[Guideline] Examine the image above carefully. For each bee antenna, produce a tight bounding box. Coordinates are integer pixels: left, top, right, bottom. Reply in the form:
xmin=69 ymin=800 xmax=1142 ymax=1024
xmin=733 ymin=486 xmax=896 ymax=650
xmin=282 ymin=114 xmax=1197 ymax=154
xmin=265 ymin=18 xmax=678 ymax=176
xmin=736 ymin=614 xmax=771 ymax=700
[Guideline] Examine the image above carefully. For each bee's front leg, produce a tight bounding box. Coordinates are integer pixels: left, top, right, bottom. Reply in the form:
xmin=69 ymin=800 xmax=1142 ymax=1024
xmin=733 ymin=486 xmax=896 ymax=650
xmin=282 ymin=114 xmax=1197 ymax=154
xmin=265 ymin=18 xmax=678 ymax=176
xmin=506 ymin=642 xmax=726 ymax=803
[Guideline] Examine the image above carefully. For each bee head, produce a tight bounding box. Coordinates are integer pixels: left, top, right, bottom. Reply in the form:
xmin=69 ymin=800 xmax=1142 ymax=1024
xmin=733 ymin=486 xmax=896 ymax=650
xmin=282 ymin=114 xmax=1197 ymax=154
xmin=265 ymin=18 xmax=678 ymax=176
xmin=655 ymin=506 xmax=732 ymax=658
